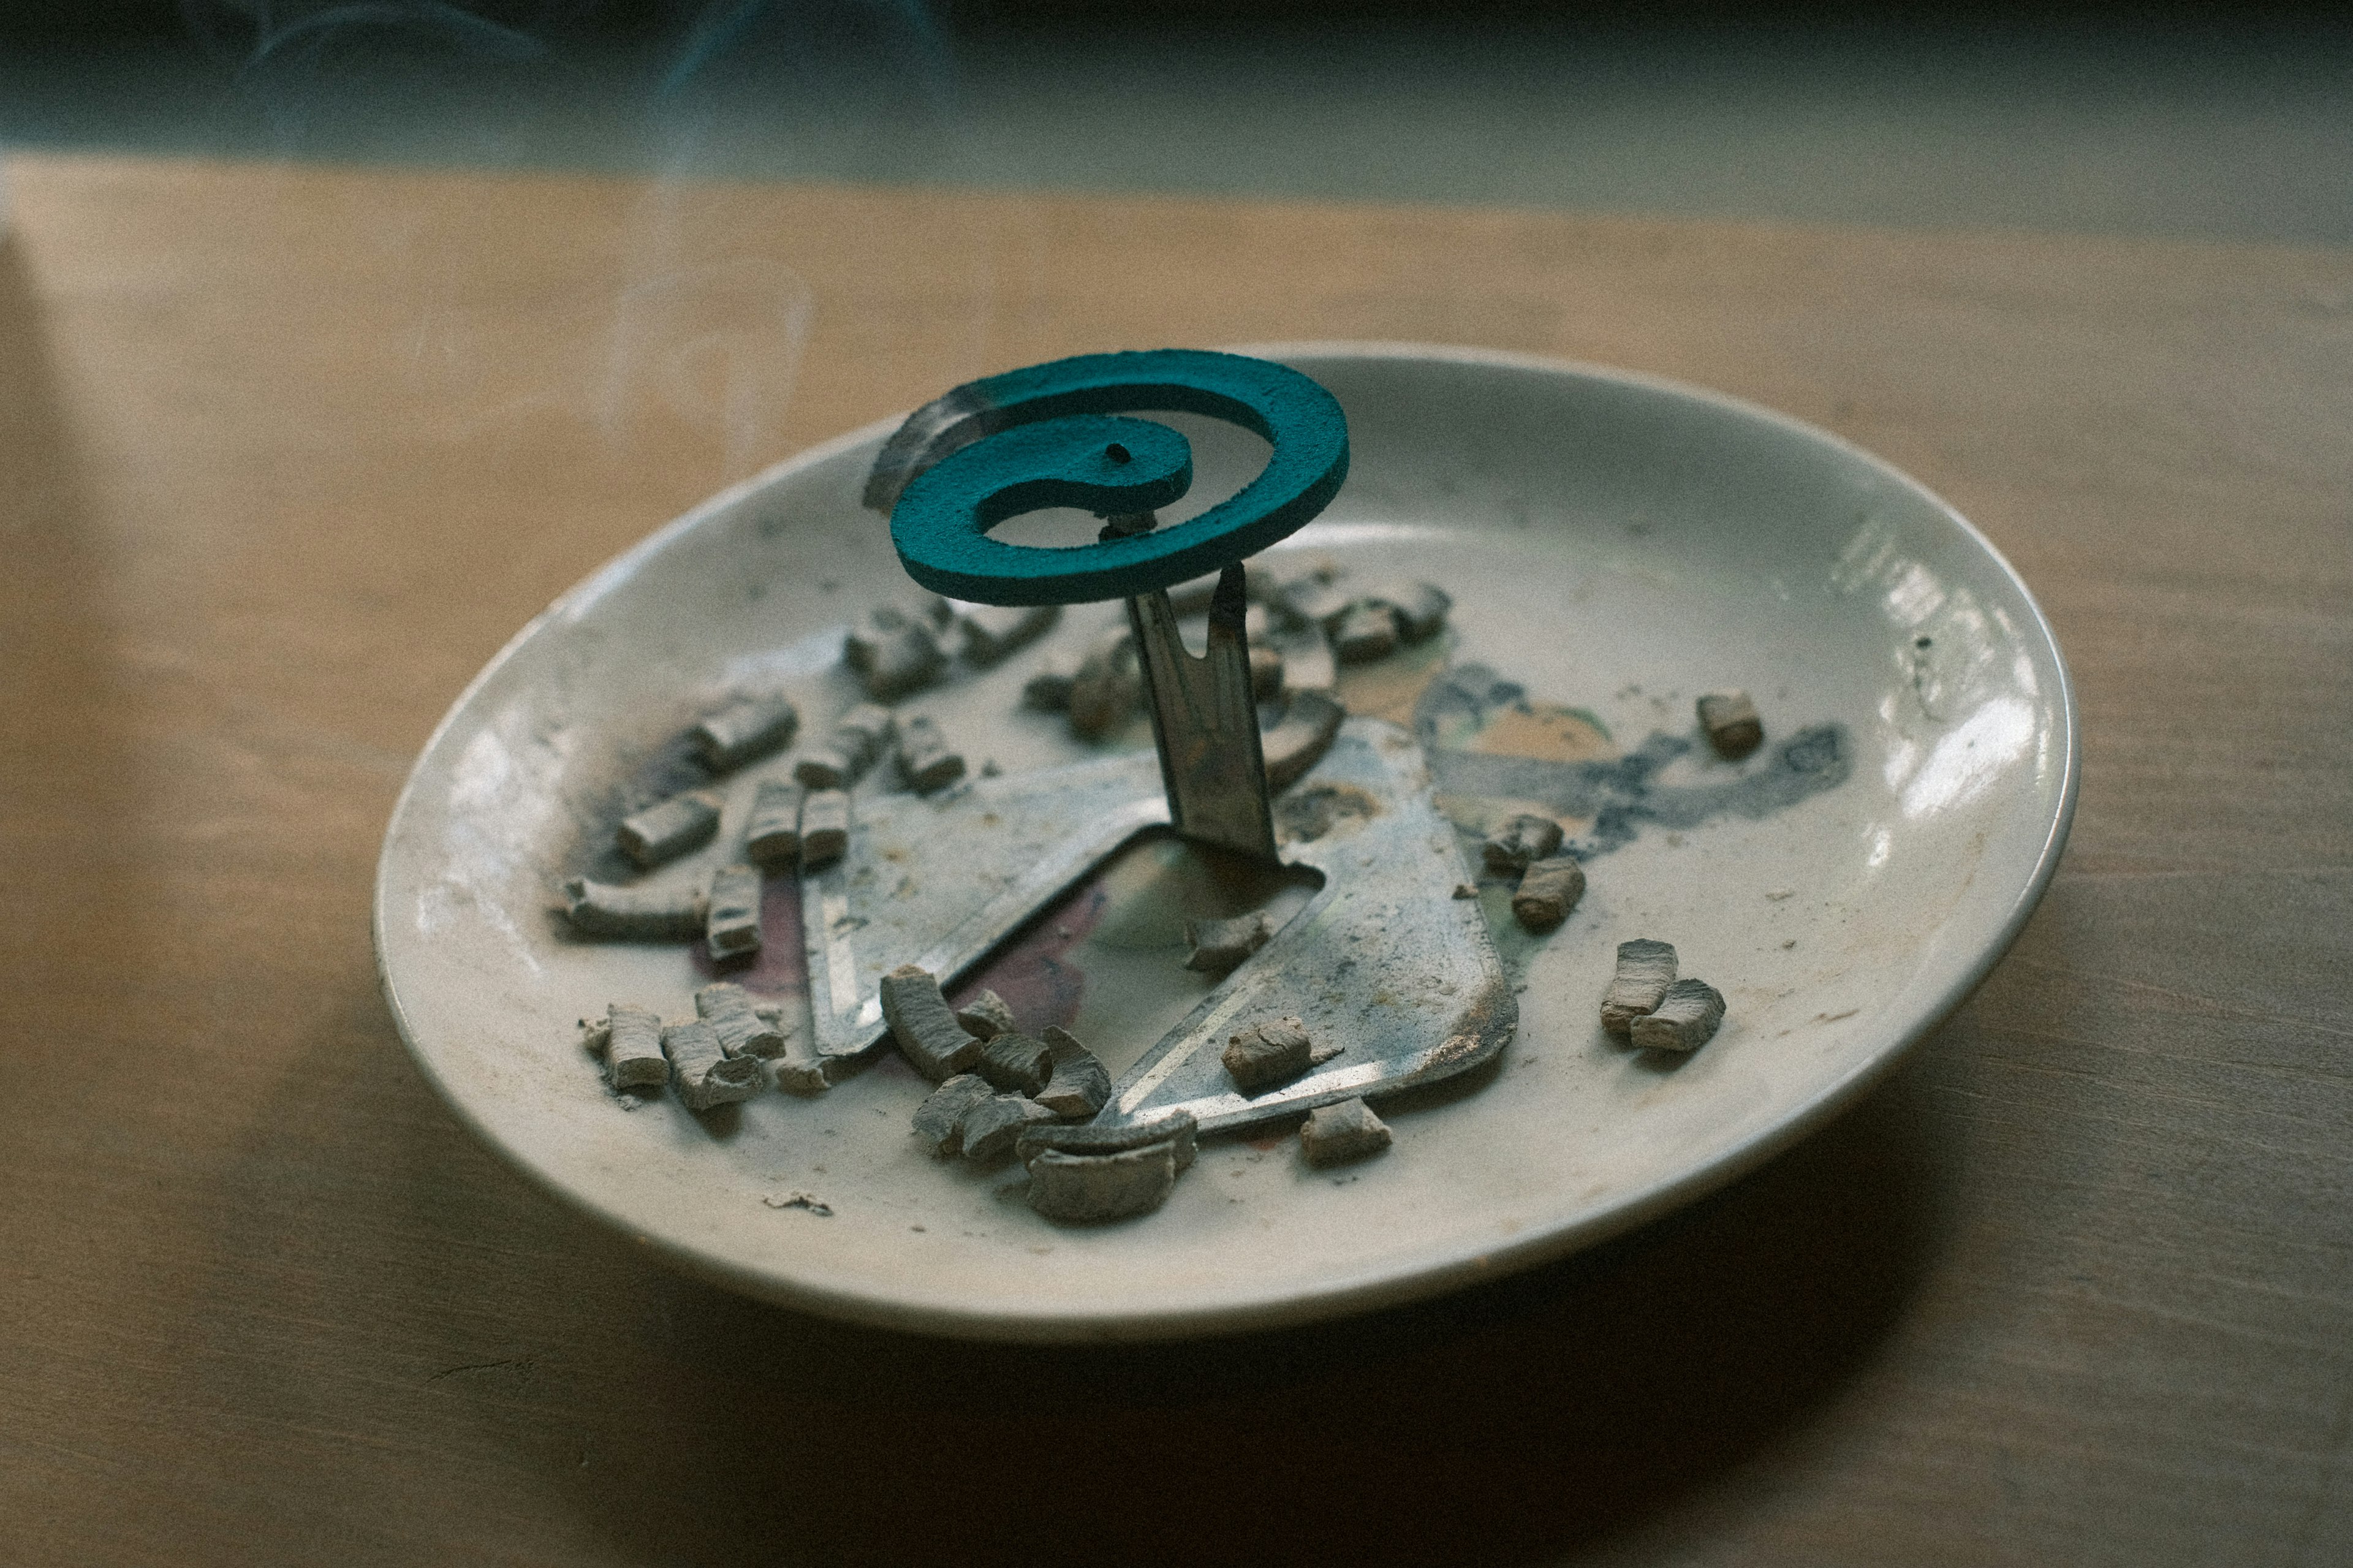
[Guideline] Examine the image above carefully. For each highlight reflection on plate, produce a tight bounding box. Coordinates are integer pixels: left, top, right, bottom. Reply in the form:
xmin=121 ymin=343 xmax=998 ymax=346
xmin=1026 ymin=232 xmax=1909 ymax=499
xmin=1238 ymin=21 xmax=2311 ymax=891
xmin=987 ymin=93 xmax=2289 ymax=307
xmin=374 ymin=344 xmax=2076 ymax=1342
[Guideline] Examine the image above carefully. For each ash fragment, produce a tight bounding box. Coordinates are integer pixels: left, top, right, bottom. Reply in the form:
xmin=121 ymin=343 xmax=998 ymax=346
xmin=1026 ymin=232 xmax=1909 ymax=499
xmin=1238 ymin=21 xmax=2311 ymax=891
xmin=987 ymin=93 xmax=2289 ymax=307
xmin=1697 ymin=690 xmax=1764 ymax=760
xmin=694 ymin=694 xmax=798 ymax=772
xmin=1301 ymin=1098 xmax=1392 ymax=1167
xmin=1021 ymin=654 xmax=1078 ymax=713
xmin=1632 ymin=978 xmax=1726 ymax=1053
xmin=616 ymin=790 xmax=722 ymax=870
xmin=1376 ymin=581 xmax=1451 ymax=642
xmin=1184 ymin=911 xmax=1273 ymax=976
xmin=696 ymin=981 xmax=787 ymax=1058
xmin=895 ymin=715 xmax=966 ymax=794
xmin=1248 ymin=645 xmax=1285 ymax=698
xmin=1601 ymin=939 xmax=1678 ymax=1038
xmin=1262 ymin=691 xmax=1344 ymax=791
xmin=977 ymin=1032 xmax=1055 ymax=1096
xmin=798 ymin=789 xmax=849 ymax=868
xmin=563 ymin=877 xmax=706 ymax=940
xmin=879 ymin=964 xmax=983 ymax=1081
xmin=1482 ymin=814 xmax=1564 ymax=873
xmin=1512 ymin=857 xmax=1586 ymax=933
xmin=961 ymin=1094 xmax=1059 ymax=1162
xmin=1069 ymin=632 xmax=1141 ymax=739
xmin=954 ymin=989 xmax=1017 ymax=1040
xmin=1223 ymin=1016 xmax=1336 ymax=1093
xmin=601 ymin=1003 xmax=669 ymax=1089
xmin=771 ymin=1042 xmax=834 ymax=1097
xmin=846 ymin=612 xmax=947 ymax=702
xmin=1329 ymin=601 xmax=1398 ymax=664
xmin=795 ymin=703 xmax=896 ymax=790
xmin=911 ymin=1074 xmax=996 ymax=1156
xmin=1275 ymin=573 xmax=1352 ymax=629
xmin=662 ymin=1019 xmax=763 ymax=1111
xmin=957 ymin=603 xmax=1059 ymax=666
xmin=705 ymin=864 xmax=763 ymax=960
xmin=744 ymin=779 xmax=803 ymax=868
xmin=1028 ymin=1143 xmax=1178 ymax=1222
xmin=1035 ymin=1026 xmax=1111 ymax=1119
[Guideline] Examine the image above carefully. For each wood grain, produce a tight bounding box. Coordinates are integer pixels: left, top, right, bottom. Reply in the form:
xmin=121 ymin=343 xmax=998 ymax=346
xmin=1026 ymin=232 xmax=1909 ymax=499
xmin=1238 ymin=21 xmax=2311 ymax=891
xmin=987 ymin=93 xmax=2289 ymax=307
xmin=0 ymin=152 xmax=2346 ymax=1567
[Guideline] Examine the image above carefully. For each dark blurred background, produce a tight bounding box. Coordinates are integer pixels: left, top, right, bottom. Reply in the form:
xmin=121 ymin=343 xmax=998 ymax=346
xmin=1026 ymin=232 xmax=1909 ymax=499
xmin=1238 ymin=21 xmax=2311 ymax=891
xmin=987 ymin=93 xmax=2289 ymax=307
xmin=3 ymin=2 xmax=2349 ymax=243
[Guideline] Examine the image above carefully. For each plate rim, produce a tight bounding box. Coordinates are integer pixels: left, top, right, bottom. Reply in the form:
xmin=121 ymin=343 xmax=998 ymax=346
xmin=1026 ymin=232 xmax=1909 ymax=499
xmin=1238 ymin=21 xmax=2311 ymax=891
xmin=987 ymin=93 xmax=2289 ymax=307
xmin=374 ymin=341 xmax=2080 ymax=1343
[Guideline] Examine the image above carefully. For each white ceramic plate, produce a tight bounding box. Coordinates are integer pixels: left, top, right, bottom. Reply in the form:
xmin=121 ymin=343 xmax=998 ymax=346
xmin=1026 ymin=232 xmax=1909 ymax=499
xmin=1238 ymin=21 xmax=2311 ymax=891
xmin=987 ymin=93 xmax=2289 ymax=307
xmin=375 ymin=344 xmax=2076 ymax=1342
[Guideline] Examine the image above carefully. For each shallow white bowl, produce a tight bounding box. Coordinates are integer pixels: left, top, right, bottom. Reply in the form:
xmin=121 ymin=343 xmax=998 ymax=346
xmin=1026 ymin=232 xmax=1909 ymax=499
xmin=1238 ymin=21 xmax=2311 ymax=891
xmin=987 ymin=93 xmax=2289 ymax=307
xmin=375 ymin=343 xmax=2076 ymax=1343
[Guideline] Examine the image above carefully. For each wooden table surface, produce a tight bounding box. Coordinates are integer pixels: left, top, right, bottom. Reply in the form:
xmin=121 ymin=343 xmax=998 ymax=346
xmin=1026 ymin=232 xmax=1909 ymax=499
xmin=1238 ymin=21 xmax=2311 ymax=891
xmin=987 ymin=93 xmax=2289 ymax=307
xmin=1 ymin=153 xmax=2346 ymax=1567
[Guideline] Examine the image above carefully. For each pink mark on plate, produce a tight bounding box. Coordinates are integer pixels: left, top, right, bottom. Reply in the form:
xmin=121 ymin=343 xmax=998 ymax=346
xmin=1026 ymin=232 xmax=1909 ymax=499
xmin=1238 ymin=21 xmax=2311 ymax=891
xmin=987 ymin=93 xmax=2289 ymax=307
xmin=947 ymin=876 xmax=1113 ymax=1036
xmin=683 ymin=865 xmax=1116 ymax=1027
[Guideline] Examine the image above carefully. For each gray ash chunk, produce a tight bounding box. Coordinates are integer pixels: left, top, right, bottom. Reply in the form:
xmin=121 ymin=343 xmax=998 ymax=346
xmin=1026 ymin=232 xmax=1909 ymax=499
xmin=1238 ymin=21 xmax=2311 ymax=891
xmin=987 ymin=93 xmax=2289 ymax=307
xmin=1601 ymin=939 xmax=1679 ymax=1037
xmin=771 ymin=1043 xmax=833 ymax=1097
xmin=563 ymin=877 xmax=707 ymax=940
xmin=1028 ymin=1142 xmax=1179 ymax=1222
xmin=1330 ymin=600 xmax=1400 ymax=664
xmin=1277 ymin=629 xmax=1337 ymax=695
xmin=960 ymin=1094 xmax=1061 ymax=1162
xmin=616 ymin=790 xmax=722 ymax=869
xmin=1251 ymin=553 xmax=1338 ymax=613
xmin=1018 ymin=1108 xmax=1199 ymax=1172
xmin=1222 ymin=1015 xmax=1338 ymax=1093
xmin=1300 ymin=1097 xmax=1392 ymax=1167
xmin=1482 ymin=813 xmax=1564 ymax=873
xmin=1034 ymin=1026 xmax=1111 ymax=1119
xmin=795 ymin=704 xmax=896 ymax=789
xmin=744 ymin=779 xmax=803 ymax=868
xmin=1021 ymin=654 xmax=1079 ymax=713
xmin=693 ymin=694 xmax=798 ymax=772
xmin=910 ymin=1073 xmax=996 ymax=1157
xmin=695 ymin=981 xmax=786 ymax=1058
xmin=602 ymin=1003 xmax=669 ymax=1089
xmin=1697 ymin=689 xmax=1764 ymax=760
xmin=957 ymin=603 xmax=1059 ymax=665
xmin=895 ymin=715 xmax=966 ymax=794
xmin=797 ymin=789 xmax=850 ymax=868
xmin=1248 ymin=645 xmax=1285 ymax=699
xmin=845 ymin=612 xmax=947 ymax=702
xmin=953 ymin=988 xmax=1017 ymax=1040
xmin=1512 ymin=856 xmax=1586 ymax=933
xmin=1631 ymin=977 xmax=1726 ymax=1053
xmin=1261 ymin=691 xmax=1344 ymax=791
xmin=838 ymin=703 xmax=898 ymax=760
xmin=662 ymin=1018 xmax=763 ymax=1111
xmin=1276 ymin=574 xmax=1353 ymax=630
xmin=1068 ymin=634 xmax=1142 ymax=740
xmin=1183 ymin=911 xmax=1274 ymax=977
xmin=791 ymin=748 xmax=854 ymax=792
xmin=977 ymin=1032 xmax=1055 ymax=1096
xmin=1379 ymin=580 xmax=1450 ymax=642
xmin=705 ymin=863 xmax=763 ymax=960
xmin=878 ymin=964 xmax=983 ymax=1081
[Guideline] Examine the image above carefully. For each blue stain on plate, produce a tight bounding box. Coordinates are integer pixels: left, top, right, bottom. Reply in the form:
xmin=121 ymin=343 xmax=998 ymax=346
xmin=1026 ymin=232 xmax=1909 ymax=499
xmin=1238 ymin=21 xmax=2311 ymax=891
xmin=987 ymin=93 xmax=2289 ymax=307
xmin=1416 ymin=665 xmax=1853 ymax=857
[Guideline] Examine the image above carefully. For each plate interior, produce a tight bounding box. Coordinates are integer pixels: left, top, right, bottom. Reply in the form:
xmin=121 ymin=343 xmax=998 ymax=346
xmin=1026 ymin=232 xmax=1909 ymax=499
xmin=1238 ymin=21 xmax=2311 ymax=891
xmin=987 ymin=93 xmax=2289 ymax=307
xmin=375 ymin=344 xmax=2075 ymax=1341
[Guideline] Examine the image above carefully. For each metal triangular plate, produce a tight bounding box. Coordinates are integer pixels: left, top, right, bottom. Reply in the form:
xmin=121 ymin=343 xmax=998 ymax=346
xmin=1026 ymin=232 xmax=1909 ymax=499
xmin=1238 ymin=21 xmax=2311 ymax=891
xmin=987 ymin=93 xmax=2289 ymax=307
xmin=803 ymin=721 xmax=1516 ymax=1134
